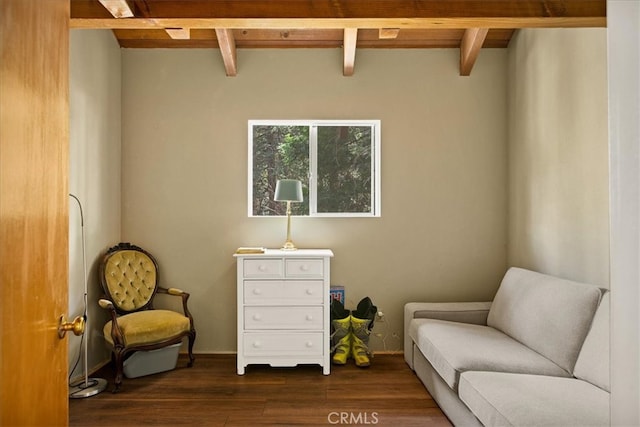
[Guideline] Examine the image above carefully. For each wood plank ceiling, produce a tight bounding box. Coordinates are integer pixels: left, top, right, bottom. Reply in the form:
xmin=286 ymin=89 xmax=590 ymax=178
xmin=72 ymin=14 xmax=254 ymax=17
xmin=70 ymin=0 xmax=606 ymax=77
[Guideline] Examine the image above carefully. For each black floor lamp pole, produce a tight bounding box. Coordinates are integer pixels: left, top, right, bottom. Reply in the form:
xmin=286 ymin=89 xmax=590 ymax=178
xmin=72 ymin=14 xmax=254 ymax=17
xmin=68 ymin=193 xmax=107 ymax=398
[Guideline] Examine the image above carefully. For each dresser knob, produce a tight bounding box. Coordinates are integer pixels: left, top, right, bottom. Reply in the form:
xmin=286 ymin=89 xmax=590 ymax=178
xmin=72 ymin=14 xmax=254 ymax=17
xmin=300 ymin=264 xmax=309 ymax=271
xmin=258 ymin=265 xmax=267 ymax=272
xmin=305 ymin=341 xmax=313 ymax=348
xmin=306 ymin=315 xmax=313 ymax=321
xmin=253 ymin=288 xmax=262 ymax=295
xmin=252 ymin=313 xmax=262 ymax=321
xmin=253 ymin=341 xmax=262 ymax=348
xmin=305 ymin=289 xmax=313 ymax=295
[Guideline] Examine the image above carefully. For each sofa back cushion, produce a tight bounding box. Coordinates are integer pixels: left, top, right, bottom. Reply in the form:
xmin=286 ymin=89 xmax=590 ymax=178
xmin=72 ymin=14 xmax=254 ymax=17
xmin=487 ymin=267 xmax=602 ymax=373
xmin=573 ymin=291 xmax=610 ymax=391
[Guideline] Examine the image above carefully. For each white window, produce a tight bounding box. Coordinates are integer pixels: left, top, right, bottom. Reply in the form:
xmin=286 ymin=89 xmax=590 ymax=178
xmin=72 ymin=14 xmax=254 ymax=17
xmin=249 ymin=120 xmax=381 ymax=217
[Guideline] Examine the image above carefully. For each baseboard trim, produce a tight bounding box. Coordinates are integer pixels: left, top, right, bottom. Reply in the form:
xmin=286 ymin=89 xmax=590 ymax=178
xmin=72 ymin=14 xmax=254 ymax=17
xmin=373 ymin=350 xmax=404 ymax=356
xmin=177 ymin=351 xmax=404 ymax=356
xmin=69 ymin=358 xmax=111 ymax=385
xmin=77 ymin=349 xmax=402 ymax=381
xmin=179 ymin=351 xmax=237 ymax=355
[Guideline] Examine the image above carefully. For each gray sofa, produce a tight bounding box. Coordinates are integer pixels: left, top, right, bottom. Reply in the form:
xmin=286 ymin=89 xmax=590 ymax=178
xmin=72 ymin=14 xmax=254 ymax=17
xmin=404 ymin=267 xmax=610 ymax=426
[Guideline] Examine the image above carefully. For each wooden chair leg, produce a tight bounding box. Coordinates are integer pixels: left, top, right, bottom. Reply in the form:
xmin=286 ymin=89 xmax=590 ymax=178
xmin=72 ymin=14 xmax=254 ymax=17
xmin=113 ymin=350 xmax=124 ymax=393
xmin=187 ymin=332 xmax=196 ymax=367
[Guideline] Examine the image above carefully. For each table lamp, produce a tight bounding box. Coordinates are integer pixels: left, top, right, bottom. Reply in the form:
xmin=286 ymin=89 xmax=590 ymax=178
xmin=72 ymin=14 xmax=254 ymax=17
xmin=274 ymin=179 xmax=303 ymax=250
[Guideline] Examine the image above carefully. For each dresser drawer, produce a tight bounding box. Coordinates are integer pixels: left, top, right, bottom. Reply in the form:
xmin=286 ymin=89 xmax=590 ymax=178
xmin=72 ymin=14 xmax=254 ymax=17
xmin=243 ymin=332 xmax=323 ymax=356
xmin=243 ymin=259 xmax=283 ymax=278
xmin=244 ymin=306 xmax=323 ymax=330
xmin=285 ymin=258 xmax=324 ymax=278
xmin=244 ymin=281 xmax=324 ymax=305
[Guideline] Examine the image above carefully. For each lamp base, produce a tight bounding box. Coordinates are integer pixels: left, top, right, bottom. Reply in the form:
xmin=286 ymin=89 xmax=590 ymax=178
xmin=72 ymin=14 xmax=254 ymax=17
xmin=69 ymin=377 xmax=108 ymax=399
xmin=281 ymin=240 xmax=298 ymax=251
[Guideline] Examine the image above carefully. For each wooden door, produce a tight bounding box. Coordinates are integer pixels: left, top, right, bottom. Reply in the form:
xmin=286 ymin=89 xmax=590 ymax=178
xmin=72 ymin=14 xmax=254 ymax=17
xmin=0 ymin=0 xmax=70 ymax=424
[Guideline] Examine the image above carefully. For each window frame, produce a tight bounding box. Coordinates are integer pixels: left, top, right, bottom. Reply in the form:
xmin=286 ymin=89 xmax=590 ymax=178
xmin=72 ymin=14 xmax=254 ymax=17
xmin=248 ymin=119 xmax=381 ymax=218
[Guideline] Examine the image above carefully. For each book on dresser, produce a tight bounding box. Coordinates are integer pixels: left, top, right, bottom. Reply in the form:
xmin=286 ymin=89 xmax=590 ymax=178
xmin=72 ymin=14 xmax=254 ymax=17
xmin=235 ymin=247 xmax=266 ymax=254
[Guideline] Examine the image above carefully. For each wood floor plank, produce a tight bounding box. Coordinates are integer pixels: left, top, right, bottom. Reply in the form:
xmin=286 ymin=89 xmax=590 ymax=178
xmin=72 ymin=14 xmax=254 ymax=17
xmin=69 ymin=354 xmax=452 ymax=426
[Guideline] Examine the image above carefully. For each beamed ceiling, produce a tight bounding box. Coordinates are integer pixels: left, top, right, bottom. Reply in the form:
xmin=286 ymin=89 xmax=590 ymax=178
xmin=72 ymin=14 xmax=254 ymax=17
xmin=70 ymin=0 xmax=606 ymax=76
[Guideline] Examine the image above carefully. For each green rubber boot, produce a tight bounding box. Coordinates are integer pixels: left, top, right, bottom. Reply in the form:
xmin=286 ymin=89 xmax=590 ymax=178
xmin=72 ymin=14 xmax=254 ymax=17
xmin=330 ymin=300 xmax=352 ymax=365
xmin=350 ymin=297 xmax=377 ymax=368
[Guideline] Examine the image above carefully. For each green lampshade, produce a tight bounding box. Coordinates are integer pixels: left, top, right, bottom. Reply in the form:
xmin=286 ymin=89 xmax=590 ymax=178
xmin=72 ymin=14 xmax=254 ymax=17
xmin=274 ymin=179 xmax=303 ymax=202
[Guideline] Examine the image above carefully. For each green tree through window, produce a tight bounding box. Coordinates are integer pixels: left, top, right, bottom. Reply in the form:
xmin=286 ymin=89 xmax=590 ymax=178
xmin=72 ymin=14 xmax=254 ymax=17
xmin=249 ymin=120 xmax=380 ymax=217
xmin=317 ymin=126 xmax=372 ymax=214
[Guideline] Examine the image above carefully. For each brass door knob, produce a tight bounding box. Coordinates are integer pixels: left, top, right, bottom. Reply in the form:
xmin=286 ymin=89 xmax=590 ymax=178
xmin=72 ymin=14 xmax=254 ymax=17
xmin=58 ymin=315 xmax=85 ymax=338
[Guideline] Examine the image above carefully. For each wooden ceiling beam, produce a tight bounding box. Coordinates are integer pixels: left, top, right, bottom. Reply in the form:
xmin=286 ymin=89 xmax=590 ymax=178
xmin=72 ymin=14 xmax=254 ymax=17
xmin=165 ymin=28 xmax=191 ymax=39
xmin=71 ymin=0 xmax=606 ymax=29
xmin=343 ymin=28 xmax=358 ymax=76
xmin=110 ymin=28 xmax=515 ymax=49
xmin=215 ymin=28 xmax=238 ymax=76
xmin=70 ymin=16 xmax=606 ymax=30
xmin=379 ymin=28 xmax=400 ymax=39
xmin=97 ymin=0 xmax=134 ymax=18
xmin=460 ymin=28 xmax=489 ymax=76
xmin=73 ymin=0 xmax=606 ymax=21
xmin=98 ymin=1 xmax=192 ymax=40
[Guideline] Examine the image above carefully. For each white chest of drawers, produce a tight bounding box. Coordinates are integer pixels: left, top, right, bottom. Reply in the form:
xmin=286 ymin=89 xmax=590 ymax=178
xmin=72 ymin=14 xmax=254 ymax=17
xmin=234 ymin=249 xmax=333 ymax=375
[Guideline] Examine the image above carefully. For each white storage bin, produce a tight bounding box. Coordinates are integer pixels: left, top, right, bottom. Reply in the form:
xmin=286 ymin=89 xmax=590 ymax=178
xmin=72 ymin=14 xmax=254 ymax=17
xmin=123 ymin=343 xmax=181 ymax=378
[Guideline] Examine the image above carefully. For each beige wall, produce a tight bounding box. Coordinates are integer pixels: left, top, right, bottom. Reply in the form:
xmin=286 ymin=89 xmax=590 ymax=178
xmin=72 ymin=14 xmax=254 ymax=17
xmin=507 ymin=28 xmax=609 ymax=287
xmin=608 ymin=1 xmax=640 ymax=423
xmin=121 ymin=48 xmax=509 ymax=352
xmin=69 ymin=29 xmax=122 ymax=376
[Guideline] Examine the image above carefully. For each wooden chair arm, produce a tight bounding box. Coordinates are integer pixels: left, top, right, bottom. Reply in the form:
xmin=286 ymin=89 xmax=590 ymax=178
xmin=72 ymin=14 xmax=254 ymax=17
xmin=98 ymin=298 xmax=115 ymax=310
xmin=98 ymin=298 xmax=125 ymax=349
xmin=157 ymin=287 xmax=194 ymax=327
xmin=157 ymin=286 xmax=187 ymax=296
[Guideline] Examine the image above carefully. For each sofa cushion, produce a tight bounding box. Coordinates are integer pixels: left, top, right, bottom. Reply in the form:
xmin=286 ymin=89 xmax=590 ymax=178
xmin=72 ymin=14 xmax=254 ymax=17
xmin=459 ymin=371 xmax=610 ymax=427
xmin=487 ymin=267 xmax=602 ymax=373
xmin=573 ymin=292 xmax=610 ymax=391
xmin=409 ymin=318 xmax=569 ymax=391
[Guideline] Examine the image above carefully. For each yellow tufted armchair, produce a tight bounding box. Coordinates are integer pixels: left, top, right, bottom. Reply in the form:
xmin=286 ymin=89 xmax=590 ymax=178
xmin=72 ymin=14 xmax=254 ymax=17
xmin=98 ymin=242 xmax=196 ymax=392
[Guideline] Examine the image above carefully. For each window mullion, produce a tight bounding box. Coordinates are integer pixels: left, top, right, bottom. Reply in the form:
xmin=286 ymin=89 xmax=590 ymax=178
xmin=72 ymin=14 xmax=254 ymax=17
xmin=373 ymin=123 xmax=381 ymax=216
xmin=309 ymin=125 xmax=318 ymax=216
xmin=371 ymin=125 xmax=376 ymax=216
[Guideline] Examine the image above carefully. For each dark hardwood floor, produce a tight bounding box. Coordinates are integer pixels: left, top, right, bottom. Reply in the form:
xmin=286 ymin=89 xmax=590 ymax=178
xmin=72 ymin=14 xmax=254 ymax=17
xmin=69 ymin=354 xmax=452 ymax=426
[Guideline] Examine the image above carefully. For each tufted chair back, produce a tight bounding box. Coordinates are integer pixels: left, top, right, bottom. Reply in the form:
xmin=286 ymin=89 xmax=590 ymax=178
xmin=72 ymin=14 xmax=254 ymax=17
xmin=100 ymin=243 xmax=159 ymax=313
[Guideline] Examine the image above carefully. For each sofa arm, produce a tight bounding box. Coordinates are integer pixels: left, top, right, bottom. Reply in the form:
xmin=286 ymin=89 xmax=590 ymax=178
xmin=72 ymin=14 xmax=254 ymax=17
xmin=404 ymin=301 xmax=492 ymax=369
